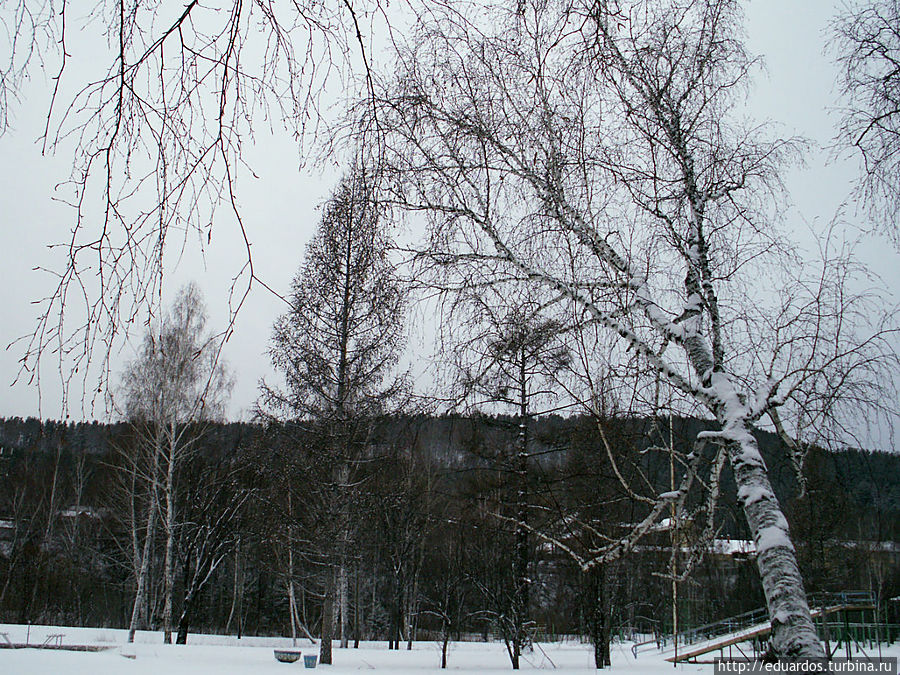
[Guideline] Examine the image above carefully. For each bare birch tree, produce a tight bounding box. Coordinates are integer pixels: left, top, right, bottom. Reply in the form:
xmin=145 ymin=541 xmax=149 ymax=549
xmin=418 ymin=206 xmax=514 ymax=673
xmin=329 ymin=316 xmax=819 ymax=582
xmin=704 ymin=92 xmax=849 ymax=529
xmin=120 ymin=282 xmax=232 ymax=643
xmin=367 ymin=0 xmax=898 ymax=658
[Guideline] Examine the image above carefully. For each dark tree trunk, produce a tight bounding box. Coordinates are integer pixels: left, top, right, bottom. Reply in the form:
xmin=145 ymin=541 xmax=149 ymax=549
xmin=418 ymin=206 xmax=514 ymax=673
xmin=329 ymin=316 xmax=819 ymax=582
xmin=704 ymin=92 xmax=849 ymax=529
xmin=585 ymin=565 xmax=610 ymax=669
xmin=441 ymin=617 xmax=450 ymax=669
xmin=354 ymin=561 xmax=361 ymax=648
xmin=389 ymin=572 xmax=403 ymax=650
xmin=175 ymin=617 xmax=190 ymax=644
xmin=320 ymin=574 xmax=334 ymax=665
xmin=175 ymin=587 xmax=200 ymax=645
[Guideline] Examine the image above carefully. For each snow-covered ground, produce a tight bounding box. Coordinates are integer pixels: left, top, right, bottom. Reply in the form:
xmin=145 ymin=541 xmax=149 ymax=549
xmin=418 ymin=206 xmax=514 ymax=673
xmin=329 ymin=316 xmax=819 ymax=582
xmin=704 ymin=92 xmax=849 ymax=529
xmin=0 ymin=623 xmax=703 ymax=674
xmin=1 ymin=624 xmax=897 ymax=674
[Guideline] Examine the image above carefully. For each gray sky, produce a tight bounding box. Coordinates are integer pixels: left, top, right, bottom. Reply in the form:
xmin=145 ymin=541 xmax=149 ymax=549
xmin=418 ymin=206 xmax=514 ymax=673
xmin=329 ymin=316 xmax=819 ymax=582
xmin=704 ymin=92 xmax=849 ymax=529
xmin=0 ymin=0 xmax=895 ymax=423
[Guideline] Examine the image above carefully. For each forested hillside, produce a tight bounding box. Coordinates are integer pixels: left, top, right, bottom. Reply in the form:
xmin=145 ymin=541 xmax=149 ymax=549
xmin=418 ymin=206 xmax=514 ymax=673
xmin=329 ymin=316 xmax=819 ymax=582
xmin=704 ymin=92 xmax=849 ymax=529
xmin=1 ymin=415 xmax=897 ymax=646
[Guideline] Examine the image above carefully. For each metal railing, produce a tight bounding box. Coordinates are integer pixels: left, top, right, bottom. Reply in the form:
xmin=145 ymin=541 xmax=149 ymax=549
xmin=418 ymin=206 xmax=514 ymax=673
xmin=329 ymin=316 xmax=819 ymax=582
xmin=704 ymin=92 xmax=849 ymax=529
xmin=631 ymin=591 xmax=878 ymax=659
xmin=808 ymin=591 xmax=876 ymax=609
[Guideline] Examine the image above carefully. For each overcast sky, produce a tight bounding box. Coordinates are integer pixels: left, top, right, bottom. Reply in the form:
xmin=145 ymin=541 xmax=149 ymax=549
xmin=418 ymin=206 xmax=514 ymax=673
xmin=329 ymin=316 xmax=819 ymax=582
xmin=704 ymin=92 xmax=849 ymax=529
xmin=0 ymin=0 xmax=895 ymax=424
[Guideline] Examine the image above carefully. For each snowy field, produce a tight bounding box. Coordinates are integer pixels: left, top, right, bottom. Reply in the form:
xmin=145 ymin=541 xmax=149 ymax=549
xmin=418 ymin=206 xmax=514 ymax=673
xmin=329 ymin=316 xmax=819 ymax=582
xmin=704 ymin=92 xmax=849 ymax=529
xmin=0 ymin=623 xmax=701 ymax=674
xmin=1 ymin=624 xmax=898 ymax=674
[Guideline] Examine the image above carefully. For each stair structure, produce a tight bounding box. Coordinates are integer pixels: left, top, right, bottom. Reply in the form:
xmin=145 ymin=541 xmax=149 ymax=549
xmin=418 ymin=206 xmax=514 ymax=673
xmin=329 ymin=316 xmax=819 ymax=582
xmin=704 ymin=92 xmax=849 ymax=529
xmin=632 ymin=591 xmax=898 ymax=664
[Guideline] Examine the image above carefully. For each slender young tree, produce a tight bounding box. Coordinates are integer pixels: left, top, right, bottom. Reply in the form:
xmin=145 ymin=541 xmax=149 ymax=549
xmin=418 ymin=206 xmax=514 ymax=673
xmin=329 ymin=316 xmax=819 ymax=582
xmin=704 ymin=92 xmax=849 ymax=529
xmin=120 ymin=282 xmax=232 ymax=643
xmin=450 ymin=296 xmax=570 ymax=669
xmin=261 ymin=165 xmax=407 ymax=664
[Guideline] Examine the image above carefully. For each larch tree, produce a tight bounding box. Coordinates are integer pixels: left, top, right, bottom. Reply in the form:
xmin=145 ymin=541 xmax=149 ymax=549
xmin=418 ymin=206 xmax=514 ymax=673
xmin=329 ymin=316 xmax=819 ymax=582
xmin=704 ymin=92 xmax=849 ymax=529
xmin=260 ymin=166 xmax=407 ymax=665
xmin=120 ymin=282 xmax=232 ymax=644
xmin=369 ymin=0 xmax=898 ymax=658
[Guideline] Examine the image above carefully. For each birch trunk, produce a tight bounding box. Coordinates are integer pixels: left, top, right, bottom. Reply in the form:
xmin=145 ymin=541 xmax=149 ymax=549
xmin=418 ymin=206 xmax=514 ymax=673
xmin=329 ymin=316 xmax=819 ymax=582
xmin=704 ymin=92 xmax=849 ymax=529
xmin=685 ymin=317 xmax=823 ymax=657
xmin=721 ymin=415 xmax=824 ymax=658
xmin=128 ymin=467 xmax=159 ymax=643
xmin=287 ymin=493 xmax=298 ymax=646
xmin=162 ymin=425 xmax=177 ymax=644
xmin=288 ymin=579 xmax=298 ymax=647
xmin=339 ymin=561 xmax=349 ymax=648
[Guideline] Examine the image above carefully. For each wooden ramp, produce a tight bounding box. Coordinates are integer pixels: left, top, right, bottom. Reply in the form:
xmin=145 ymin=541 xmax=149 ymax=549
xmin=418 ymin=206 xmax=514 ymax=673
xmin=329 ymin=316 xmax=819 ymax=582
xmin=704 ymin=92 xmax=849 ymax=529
xmin=665 ymin=622 xmax=771 ymax=663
